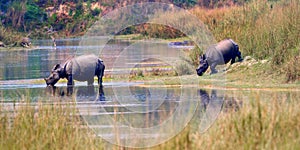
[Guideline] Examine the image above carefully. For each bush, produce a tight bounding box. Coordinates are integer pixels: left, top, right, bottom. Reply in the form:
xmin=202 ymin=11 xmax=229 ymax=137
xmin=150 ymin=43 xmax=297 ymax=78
xmin=92 ymin=8 xmax=101 ymax=16
xmin=0 ymin=23 xmax=23 ymax=45
xmin=285 ymin=55 xmax=300 ymax=83
xmin=24 ymin=3 xmax=47 ymax=30
xmin=189 ymin=46 xmax=202 ymax=66
xmin=175 ymin=62 xmax=194 ymax=76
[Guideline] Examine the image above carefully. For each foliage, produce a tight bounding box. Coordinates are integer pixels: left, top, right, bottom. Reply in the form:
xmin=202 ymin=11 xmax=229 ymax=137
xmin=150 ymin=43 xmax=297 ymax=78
xmin=4 ymin=0 xmax=27 ymax=31
xmin=189 ymin=46 xmax=202 ymax=66
xmin=0 ymin=23 xmax=24 ymax=45
xmin=91 ymin=8 xmax=101 ymax=16
xmin=24 ymin=2 xmax=47 ymax=31
xmin=74 ymin=3 xmax=84 ymax=19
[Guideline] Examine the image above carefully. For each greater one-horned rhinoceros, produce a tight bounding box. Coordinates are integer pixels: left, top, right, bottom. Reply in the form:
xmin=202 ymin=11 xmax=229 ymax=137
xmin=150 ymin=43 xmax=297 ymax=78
xmin=44 ymin=54 xmax=105 ymax=87
xmin=196 ymin=39 xmax=243 ymax=76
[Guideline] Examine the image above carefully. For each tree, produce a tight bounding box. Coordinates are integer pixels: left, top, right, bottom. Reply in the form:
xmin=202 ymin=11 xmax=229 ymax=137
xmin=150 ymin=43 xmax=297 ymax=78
xmin=5 ymin=0 xmax=27 ymax=31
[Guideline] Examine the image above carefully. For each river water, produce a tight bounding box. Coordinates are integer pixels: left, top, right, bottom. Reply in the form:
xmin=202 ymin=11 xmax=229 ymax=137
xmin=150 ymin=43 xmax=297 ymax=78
xmin=0 ymin=38 xmax=298 ymax=148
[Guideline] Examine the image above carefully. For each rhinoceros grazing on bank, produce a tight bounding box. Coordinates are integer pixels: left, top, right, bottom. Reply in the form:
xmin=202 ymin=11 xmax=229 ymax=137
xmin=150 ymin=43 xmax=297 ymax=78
xmin=44 ymin=54 xmax=105 ymax=87
xmin=196 ymin=39 xmax=243 ymax=76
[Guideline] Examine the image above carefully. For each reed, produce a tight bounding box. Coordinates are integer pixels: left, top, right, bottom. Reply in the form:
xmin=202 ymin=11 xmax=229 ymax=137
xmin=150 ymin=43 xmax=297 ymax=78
xmin=152 ymin=91 xmax=300 ymax=150
xmin=0 ymin=100 xmax=104 ymax=150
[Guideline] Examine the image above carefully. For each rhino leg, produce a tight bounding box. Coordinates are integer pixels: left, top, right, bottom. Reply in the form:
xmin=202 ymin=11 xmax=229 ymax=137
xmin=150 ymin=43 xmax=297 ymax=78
xmin=67 ymin=75 xmax=74 ymax=95
xmin=87 ymin=79 xmax=94 ymax=86
xmin=230 ymin=56 xmax=236 ymax=64
xmin=97 ymin=69 xmax=104 ymax=87
xmin=210 ymin=63 xmax=218 ymax=74
xmin=237 ymin=51 xmax=243 ymax=62
xmin=96 ymin=60 xmax=105 ymax=87
xmin=98 ymin=86 xmax=105 ymax=101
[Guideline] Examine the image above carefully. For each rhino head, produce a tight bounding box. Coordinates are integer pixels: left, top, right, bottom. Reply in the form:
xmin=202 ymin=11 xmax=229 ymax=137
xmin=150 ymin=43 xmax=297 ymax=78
xmin=196 ymin=54 xmax=209 ymax=76
xmin=44 ymin=64 xmax=63 ymax=86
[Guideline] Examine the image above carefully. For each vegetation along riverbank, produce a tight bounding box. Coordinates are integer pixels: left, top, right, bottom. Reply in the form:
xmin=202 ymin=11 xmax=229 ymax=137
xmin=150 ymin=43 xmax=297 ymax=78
xmin=0 ymin=0 xmax=299 ymax=83
xmin=0 ymin=0 xmax=299 ymax=149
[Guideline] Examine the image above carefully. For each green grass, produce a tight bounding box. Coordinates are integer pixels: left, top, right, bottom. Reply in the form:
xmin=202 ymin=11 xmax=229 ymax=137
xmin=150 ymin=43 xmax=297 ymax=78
xmin=0 ymin=100 xmax=105 ymax=149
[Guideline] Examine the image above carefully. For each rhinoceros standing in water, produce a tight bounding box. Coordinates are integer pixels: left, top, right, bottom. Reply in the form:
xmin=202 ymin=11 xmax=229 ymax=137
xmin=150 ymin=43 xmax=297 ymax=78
xmin=44 ymin=55 xmax=105 ymax=88
xmin=196 ymin=39 xmax=243 ymax=76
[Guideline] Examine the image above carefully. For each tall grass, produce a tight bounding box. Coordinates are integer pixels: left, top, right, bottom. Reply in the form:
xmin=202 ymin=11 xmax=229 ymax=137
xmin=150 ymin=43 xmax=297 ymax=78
xmin=192 ymin=92 xmax=300 ymax=149
xmin=191 ymin=0 xmax=300 ymax=82
xmin=0 ymin=101 xmax=104 ymax=149
xmin=153 ymin=91 xmax=300 ymax=150
xmin=1 ymin=92 xmax=300 ymax=149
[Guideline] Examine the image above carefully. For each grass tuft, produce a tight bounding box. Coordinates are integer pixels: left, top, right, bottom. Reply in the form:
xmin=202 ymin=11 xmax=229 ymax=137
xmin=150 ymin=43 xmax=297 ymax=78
xmin=0 ymin=101 xmax=104 ymax=150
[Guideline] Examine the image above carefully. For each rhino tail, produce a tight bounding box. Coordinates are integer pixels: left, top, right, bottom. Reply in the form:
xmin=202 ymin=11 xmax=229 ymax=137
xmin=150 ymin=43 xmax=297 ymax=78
xmin=228 ymin=39 xmax=243 ymax=61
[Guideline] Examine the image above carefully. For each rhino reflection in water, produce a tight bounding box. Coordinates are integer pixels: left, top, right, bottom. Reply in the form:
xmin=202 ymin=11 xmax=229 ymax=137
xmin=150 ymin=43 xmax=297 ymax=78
xmin=196 ymin=39 xmax=243 ymax=76
xmin=44 ymin=86 xmax=64 ymax=97
xmin=76 ymin=85 xmax=105 ymax=101
xmin=45 ymin=85 xmax=105 ymax=101
xmin=44 ymin=54 xmax=105 ymax=95
xmin=199 ymin=89 xmax=242 ymax=112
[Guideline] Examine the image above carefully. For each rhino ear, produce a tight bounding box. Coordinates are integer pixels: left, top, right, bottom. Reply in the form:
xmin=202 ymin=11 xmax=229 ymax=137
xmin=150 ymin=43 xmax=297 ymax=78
xmin=52 ymin=64 xmax=61 ymax=71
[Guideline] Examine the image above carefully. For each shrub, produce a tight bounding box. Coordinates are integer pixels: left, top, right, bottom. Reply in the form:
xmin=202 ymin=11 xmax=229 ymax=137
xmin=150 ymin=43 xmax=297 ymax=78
xmin=175 ymin=62 xmax=194 ymax=76
xmin=189 ymin=46 xmax=202 ymax=66
xmin=285 ymin=55 xmax=300 ymax=83
xmin=92 ymin=8 xmax=101 ymax=16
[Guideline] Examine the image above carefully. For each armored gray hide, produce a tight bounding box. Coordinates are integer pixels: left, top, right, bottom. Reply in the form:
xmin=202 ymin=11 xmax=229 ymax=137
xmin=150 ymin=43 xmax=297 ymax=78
xmin=196 ymin=39 xmax=243 ymax=76
xmin=65 ymin=54 xmax=104 ymax=85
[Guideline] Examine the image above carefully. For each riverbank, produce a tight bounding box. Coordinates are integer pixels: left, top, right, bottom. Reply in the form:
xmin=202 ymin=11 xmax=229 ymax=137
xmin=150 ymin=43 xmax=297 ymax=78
xmin=28 ymin=63 xmax=300 ymax=91
xmin=117 ymin=56 xmax=300 ymax=90
xmin=0 ymin=46 xmax=42 ymax=51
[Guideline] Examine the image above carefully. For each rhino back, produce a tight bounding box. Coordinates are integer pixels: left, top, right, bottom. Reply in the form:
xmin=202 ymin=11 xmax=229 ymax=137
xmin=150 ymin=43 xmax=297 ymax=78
xmin=67 ymin=55 xmax=99 ymax=81
xmin=217 ymin=39 xmax=235 ymax=63
xmin=206 ymin=39 xmax=235 ymax=65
